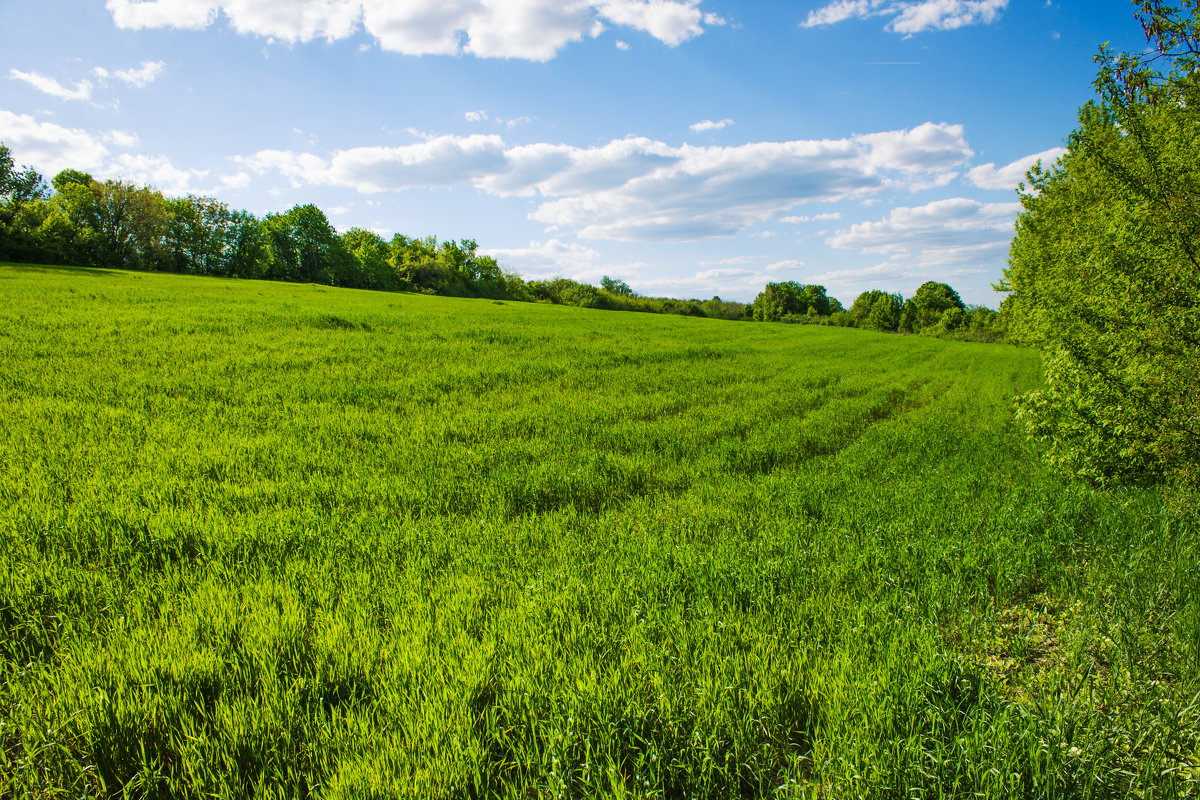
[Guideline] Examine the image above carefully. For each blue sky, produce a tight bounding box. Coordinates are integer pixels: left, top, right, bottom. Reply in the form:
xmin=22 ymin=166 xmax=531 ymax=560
xmin=0 ymin=0 xmax=1145 ymax=305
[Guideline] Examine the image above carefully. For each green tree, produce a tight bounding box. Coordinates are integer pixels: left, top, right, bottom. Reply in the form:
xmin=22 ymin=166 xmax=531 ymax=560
xmin=263 ymin=204 xmax=352 ymax=285
xmin=601 ymin=276 xmax=633 ymax=296
xmin=0 ymin=143 xmax=53 ymax=262
xmin=343 ymin=228 xmax=397 ymax=290
xmin=58 ymin=179 xmax=170 ymax=269
xmin=908 ymin=281 xmax=965 ymax=331
xmin=999 ymin=0 xmax=1200 ymax=485
xmin=165 ymin=195 xmax=236 ymax=275
xmin=752 ymin=282 xmax=833 ymax=321
xmin=850 ymin=290 xmax=903 ymax=331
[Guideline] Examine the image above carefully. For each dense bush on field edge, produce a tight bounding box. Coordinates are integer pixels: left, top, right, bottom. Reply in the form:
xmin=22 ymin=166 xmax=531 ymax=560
xmin=999 ymin=0 xmax=1200 ymax=487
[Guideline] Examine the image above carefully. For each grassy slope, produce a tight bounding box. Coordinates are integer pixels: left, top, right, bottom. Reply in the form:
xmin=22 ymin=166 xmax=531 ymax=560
xmin=0 ymin=263 xmax=1196 ymax=798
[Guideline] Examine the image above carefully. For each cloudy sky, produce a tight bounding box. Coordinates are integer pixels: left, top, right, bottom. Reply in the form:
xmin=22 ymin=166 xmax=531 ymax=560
xmin=0 ymin=0 xmax=1143 ymax=305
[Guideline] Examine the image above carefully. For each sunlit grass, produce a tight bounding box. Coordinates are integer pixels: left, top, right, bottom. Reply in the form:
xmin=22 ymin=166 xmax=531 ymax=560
xmin=1 ymin=263 xmax=1196 ymax=798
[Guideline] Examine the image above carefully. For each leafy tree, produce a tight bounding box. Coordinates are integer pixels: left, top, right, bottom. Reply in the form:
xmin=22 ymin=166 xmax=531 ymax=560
xmin=392 ymin=234 xmax=444 ymax=293
xmin=907 ymin=281 xmax=965 ymax=331
xmin=752 ymin=282 xmax=833 ymax=321
xmin=165 ymin=195 xmax=235 ymax=275
xmin=0 ymin=143 xmax=48 ymax=206
xmin=56 ymin=179 xmax=170 ymax=269
xmin=850 ymin=290 xmax=903 ymax=331
xmin=999 ymin=0 xmax=1200 ymax=485
xmin=601 ymin=275 xmax=633 ymax=296
xmin=263 ymin=204 xmax=352 ymax=285
xmin=226 ymin=210 xmax=268 ymax=279
xmin=0 ymin=142 xmax=51 ymax=261
xmin=342 ymin=228 xmax=397 ymax=290
xmin=868 ymin=293 xmax=904 ymax=332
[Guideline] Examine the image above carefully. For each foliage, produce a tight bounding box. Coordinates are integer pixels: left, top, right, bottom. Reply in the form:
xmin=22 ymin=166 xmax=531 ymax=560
xmin=752 ymin=281 xmax=835 ymax=321
xmin=1000 ymin=0 xmax=1200 ymax=485
xmin=904 ymin=280 xmax=967 ymax=332
xmin=600 ymin=275 xmax=633 ymax=296
xmin=851 ymin=289 xmax=905 ymax=332
xmin=0 ymin=138 xmax=994 ymax=331
xmin=0 ymin=264 xmax=1195 ymax=798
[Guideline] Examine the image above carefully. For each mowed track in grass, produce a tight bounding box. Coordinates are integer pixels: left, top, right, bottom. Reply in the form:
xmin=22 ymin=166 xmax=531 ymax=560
xmin=1 ymin=263 xmax=1196 ymax=798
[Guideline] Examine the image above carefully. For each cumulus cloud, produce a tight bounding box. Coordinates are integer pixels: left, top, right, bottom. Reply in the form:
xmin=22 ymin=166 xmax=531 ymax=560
xmin=966 ymin=146 xmax=1065 ymax=190
xmin=826 ymin=198 xmax=1020 ymax=263
xmin=801 ymin=0 xmax=1008 ymax=34
xmin=766 ymin=259 xmax=804 ymax=272
xmin=526 ymin=125 xmax=971 ymax=241
xmin=0 ymin=110 xmax=109 ymax=175
xmin=234 ymin=134 xmax=508 ymax=192
xmin=9 ymin=60 xmax=165 ymax=104
xmin=690 ymin=118 xmax=734 ymax=132
xmin=109 ymin=152 xmax=210 ymax=194
xmin=781 ymin=212 xmax=841 ymax=223
xmin=104 ymin=129 xmax=142 ymax=147
xmin=465 ymin=110 xmax=488 ymax=122
xmin=0 ymin=109 xmax=239 ymax=194
xmin=93 ymin=60 xmax=166 ymax=88
xmin=481 ymin=238 xmax=602 ymax=277
xmin=104 ymin=0 xmax=719 ymax=60
xmin=233 ymin=123 xmax=973 ymax=242
xmin=8 ymin=70 xmax=93 ymax=102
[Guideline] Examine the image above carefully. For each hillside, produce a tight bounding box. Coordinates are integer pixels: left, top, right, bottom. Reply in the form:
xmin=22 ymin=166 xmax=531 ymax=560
xmin=1 ymin=263 xmax=1195 ymax=798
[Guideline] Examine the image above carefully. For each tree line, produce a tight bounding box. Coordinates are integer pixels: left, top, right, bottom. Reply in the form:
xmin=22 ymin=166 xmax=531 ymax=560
xmin=0 ymin=144 xmax=996 ymax=336
xmin=749 ymin=280 xmax=1005 ymax=341
xmin=0 ymin=156 xmax=757 ymax=318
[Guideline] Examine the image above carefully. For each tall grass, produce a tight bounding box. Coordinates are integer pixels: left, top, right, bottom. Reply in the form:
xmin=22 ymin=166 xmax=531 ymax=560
xmin=0 ymin=263 xmax=1196 ymax=798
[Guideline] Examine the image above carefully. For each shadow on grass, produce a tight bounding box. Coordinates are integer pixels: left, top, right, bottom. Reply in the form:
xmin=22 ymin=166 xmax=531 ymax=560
xmin=0 ymin=262 xmax=118 ymax=278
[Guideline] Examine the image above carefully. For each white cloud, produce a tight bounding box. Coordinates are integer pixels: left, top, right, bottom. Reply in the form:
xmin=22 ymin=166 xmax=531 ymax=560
xmin=235 ymin=134 xmax=509 ymax=192
xmin=9 ymin=60 xmax=165 ymax=104
xmin=93 ymin=60 xmax=166 ymax=88
xmin=221 ymin=171 xmax=252 ymax=190
xmin=595 ymin=0 xmax=707 ymax=46
xmin=696 ymin=267 xmax=755 ymax=280
xmin=690 ymin=118 xmax=734 ymax=132
xmin=235 ymin=123 xmax=973 ymax=242
xmin=0 ymin=110 xmax=109 ymax=175
xmin=503 ymin=115 xmax=531 ymax=128
xmin=8 ymin=70 xmax=93 ymax=102
xmin=889 ymin=0 xmax=1008 ymax=34
xmin=858 ymin=122 xmax=972 ymax=173
xmin=110 ymin=152 xmax=210 ymax=194
xmin=104 ymin=0 xmax=720 ymax=60
xmin=966 ymin=146 xmax=1065 ymax=190
xmin=826 ymin=198 xmax=1020 ymax=261
xmin=615 ymin=39 xmax=630 ymax=49
xmin=801 ymin=0 xmax=878 ymax=27
xmin=781 ymin=212 xmax=841 ymax=223
xmin=699 ymin=255 xmax=760 ymax=266
xmin=105 ymin=0 xmax=219 ymax=29
xmin=0 ymin=109 xmax=224 ymax=194
xmin=801 ymin=0 xmax=1008 ymax=34
xmin=766 ymin=259 xmax=804 ymax=272
xmin=482 ymin=238 xmax=601 ymax=277
xmin=104 ymin=129 xmax=142 ymax=147
xmin=465 ymin=110 xmax=488 ymax=122
xmin=525 ymin=125 xmax=971 ymax=241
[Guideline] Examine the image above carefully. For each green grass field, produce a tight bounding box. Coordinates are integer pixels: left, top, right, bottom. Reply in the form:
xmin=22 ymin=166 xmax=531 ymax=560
xmin=1 ymin=263 xmax=1196 ymax=798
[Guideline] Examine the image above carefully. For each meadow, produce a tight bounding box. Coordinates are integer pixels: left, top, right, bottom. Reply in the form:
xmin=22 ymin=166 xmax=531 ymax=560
xmin=0 ymin=263 xmax=1196 ymax=798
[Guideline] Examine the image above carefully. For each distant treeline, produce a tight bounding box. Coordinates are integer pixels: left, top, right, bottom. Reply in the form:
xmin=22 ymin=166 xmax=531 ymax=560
xmin=752 ymin=280 xmax=1005 ymax=342
xmin=0 ymin=143 xmax=997 ymax=336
